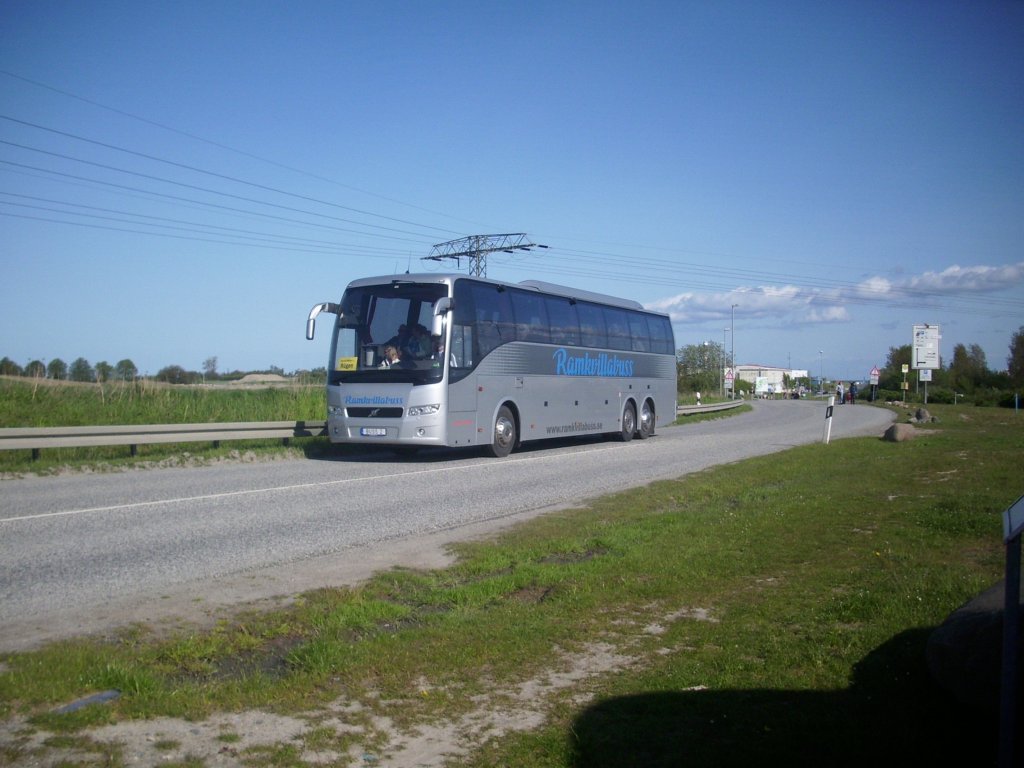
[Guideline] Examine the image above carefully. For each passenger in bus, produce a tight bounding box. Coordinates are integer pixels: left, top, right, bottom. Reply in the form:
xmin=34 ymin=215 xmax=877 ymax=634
xmin=406 ymin=324 xmax=432 ymax=358
xmin=385 ymin=325 xmax=410 ymax=350
xmin=431 ymin=336 xmax=457 ymax=368
xmin=379 ymin=345 xmax=404 ymax=368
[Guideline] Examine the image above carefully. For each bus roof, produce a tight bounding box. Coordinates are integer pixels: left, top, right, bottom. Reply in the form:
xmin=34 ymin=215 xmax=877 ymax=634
xmin=517 ymin=279 xmax=644 ymax=310
xmin=344 ymin=274 xmax=649 ymax=313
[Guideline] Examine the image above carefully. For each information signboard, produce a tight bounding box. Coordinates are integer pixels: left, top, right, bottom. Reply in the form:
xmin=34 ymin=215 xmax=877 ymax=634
xmin=912 ymin=324 xmax=940 ymax=369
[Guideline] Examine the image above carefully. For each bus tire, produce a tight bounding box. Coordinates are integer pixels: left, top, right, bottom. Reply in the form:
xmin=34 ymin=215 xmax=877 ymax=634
xmin=489 ymin=405 xmax=517 ymax=457
xmin=620 ymin=402 xmax=636 ymax=442
xmin=638 ymin=399 xmax=655 ymax=439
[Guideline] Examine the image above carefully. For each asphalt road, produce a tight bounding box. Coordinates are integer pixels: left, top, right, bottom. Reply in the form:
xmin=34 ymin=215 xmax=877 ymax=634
xmin=0 ymin=399 xmax=893 ymax=651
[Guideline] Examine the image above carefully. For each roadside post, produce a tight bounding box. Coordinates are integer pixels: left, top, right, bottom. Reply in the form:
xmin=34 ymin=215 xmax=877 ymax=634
xmin=822 ymin=395 xmax=835 ymax=444
xmin=999 ymin=495 xmax=1024 ymax=768
xmin=920 ymin=368 xmax=932 ymax=404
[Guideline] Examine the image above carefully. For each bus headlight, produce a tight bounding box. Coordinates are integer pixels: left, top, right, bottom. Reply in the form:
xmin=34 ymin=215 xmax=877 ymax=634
xmin=328 ymin=405 xmax=344 ymax=415
xmin=407 ymin=404 xmax=440 ymax=417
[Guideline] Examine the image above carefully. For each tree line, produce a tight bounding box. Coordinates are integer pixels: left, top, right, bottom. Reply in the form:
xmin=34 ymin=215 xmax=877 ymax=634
xmin=676 ymin=326 xmax=1024 ymax=406
xmin=0 ymin=355 xmax=327 ymax=384
xmin=0 ymin=356 xmax=139 ymax=382
xmin=875 ymin=330 xmax=1022 ymax=406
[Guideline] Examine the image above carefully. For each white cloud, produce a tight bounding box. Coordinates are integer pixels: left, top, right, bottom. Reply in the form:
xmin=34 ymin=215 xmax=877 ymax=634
xmin=854 ymin=276 xmax=893 ymax=298
xmin=806 ymin=306 xmax=851 ymax=322
xmin=648 ymin=261 xmax=1024 ymax=326
xmin=649 ymin=284 xmax=837 ymax=324
xmin=900 ymin=262 xmax=1024 ymax=295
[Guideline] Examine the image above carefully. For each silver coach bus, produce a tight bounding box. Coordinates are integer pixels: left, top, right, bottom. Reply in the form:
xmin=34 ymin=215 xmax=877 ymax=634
xmin=306 ymin=274 xmax=677 ymax=457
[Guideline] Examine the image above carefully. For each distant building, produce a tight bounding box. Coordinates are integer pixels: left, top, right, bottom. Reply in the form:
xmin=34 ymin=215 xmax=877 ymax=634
xmin=734 ymin=364 xmax=808 ymax=396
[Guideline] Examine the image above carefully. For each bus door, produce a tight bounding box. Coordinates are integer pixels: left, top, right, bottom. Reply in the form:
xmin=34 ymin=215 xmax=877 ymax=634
xmin=445 ymin=302 xmax=479 ymax=446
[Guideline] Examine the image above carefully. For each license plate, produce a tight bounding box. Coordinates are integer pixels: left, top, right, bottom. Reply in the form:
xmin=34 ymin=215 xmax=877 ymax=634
xmin=360 ymin=427 xmax=387 ymax=437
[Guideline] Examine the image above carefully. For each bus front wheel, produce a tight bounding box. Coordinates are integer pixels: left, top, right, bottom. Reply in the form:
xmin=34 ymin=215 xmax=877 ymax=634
xmin=620 ymin=403 xmax=636 ymax=442
xmin=490 ymin=405 xmax=517 ymax=457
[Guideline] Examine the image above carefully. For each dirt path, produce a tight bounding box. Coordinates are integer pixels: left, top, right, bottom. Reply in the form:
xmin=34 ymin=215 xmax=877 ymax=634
xmin=2 ymin=601 xmax=713 ymax=767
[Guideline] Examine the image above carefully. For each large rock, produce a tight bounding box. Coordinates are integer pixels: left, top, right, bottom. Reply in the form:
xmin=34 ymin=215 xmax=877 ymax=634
xmin=884 ymin=423 xmax=917 ymax=442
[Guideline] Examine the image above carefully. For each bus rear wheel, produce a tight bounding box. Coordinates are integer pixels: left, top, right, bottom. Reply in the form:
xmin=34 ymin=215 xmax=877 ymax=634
xmin=638 ymin=399 xmax=655 ymax=439
xmin=620 ymin=402 xmax=636 ymax=442
xmin=489 ymin=405 xmax=517 ymax=457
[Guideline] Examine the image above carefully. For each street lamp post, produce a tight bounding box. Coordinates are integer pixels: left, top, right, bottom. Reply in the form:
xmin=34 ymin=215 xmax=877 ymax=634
xmin=819 ymin=350 xmax=824 ymax=396
xmin=721 ymin=328 xmax=728 ymax=398
xmin=730 ymin=304 xmax=738 ymax=399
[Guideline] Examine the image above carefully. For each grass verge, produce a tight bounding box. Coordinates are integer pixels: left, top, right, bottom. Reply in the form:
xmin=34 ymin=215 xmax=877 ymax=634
xmin=0 ymin=404 xmax=1020 ymax=766
xmin=0 ymin=377 xmax=330 ymax=475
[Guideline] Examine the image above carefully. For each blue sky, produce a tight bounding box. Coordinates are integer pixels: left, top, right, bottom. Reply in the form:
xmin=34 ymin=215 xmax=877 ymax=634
xmin=1 ymin=0 xmax=1021 ymax=381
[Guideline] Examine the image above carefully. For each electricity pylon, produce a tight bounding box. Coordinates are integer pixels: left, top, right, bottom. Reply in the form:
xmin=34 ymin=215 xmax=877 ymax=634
xmin=423 ymin=233 xmax=547 ymax=277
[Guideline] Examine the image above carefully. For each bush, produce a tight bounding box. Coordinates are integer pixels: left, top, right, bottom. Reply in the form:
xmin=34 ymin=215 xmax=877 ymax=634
xmin=924 ymin=387 xmax=955 ymax=405
xmin=997 ymin=391 xmax=1021 ymax=408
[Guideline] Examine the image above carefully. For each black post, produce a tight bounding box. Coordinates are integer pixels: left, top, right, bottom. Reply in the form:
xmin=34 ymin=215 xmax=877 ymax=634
xmin=999 ymin=533 xmax=1021 ymax=768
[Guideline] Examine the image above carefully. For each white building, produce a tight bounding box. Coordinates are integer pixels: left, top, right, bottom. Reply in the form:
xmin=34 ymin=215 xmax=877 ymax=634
xmin=733 ymin=364 xmax=809 ymax=397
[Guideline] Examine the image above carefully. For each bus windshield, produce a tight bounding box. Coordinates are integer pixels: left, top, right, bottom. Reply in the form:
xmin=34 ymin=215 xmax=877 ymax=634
xmin=328 ymin=281 xmax=449 ymax=385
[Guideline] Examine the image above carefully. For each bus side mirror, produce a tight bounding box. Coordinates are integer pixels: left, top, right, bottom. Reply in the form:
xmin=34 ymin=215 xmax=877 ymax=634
xmin=432 ymin=298 xmax=451 ymax=337
xmin=306 ymin=302 xmax=341 ymax=340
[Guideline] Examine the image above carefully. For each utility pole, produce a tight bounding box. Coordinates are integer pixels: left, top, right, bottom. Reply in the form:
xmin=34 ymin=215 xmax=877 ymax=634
xmin=730 ymin=303 xmax=738 ymax=399
xmin=722 ymin=329 xmax=728 ymax=398
xmin=422 ymin=234 xmax=547 ymax=278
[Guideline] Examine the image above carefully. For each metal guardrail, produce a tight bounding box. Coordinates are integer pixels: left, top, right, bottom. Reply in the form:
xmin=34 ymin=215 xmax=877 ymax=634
xmin=676 ymin=400 xmax=745 ymax=416
xmin=0 ymin=402 xmax=743 ymax=459
xmin=0 ymin=421 xmax=327 ymax=459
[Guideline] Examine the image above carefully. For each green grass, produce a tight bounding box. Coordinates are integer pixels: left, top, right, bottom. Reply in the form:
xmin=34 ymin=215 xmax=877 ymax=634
xmin=0 ymin=377 xmax=330 ymax=474
xmin=0 ymin=377 xmax=326 ymax=426
xmin=0 ymin=403 xmax=1020 ymax=766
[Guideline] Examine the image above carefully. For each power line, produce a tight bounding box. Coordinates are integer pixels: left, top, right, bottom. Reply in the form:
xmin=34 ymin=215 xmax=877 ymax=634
xmin=0 ymin=139 xmax=458 ymax=242
xmin=0 ymin=211 xmax=413 ymax=260
xmin=0 ymin=195 xmax=419 ymax=254
xmin=2 ymin=77 xmax=1018 ymax=321
xmin=0 ymin=70 xmax=492 ymax=229
xmin=0 ymin=115 xmax=462 ymax=236
xmin=0 ymin=158 xmax=439 ymax=245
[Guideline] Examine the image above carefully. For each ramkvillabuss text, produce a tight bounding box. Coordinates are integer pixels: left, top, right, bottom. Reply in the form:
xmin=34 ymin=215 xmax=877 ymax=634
xmin=344 ymin=395 xmax=404 ymax=405
xmin=553 ymin=348 xmax=635 ymax=377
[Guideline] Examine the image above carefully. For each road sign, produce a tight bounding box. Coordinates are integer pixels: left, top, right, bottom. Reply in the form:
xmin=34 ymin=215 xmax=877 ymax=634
xmin=870 ymin=366 xmax=880 ymax=385
xmin=912 ymin=324 xmax=940 ymax=369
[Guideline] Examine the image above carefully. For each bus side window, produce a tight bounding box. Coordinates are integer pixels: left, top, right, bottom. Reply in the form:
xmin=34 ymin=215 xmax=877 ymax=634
xmin=510 ymin=290 xmax=550 ymax=343
xmin=546 ymin=296 xmax=580 ymax=346
xmin=451 ymin=323 xmax=473 ymax=368
xmin=577 ymin=302 xmax=607 ymax=348
xmin=629 ymin=312 xmax=651 ymax=352
xmin=649 ymin=315 xmax=673 ymax=354
xmin=604 ymin=307 xmax=631 ymax=351
xmin=458 ymin=280 xmax=514 ymax=358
